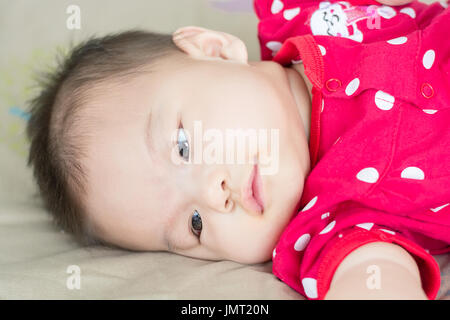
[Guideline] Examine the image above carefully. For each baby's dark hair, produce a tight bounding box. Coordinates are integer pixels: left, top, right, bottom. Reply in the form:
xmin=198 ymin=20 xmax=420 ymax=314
xmin=26 ymin=30 xmax=183 ymax=247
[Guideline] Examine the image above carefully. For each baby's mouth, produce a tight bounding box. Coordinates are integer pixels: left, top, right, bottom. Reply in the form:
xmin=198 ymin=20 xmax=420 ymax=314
xmin=241 ymin=163 xmax=265 ymax=215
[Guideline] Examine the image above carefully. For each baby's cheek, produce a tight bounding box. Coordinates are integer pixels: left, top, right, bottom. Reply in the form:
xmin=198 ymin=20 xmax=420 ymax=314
xmin=232 ymin=234 xmax=275 ymax=264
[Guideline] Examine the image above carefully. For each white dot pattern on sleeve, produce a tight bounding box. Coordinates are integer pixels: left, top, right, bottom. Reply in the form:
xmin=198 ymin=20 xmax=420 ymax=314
xmin=301 ymin=196 xmax=318 ymax=212
xmin=301 ymin=278 xmax=318 ymax=299
xmin=266 ymin=41 xmax=283 ymax=54
xmin=377 ymin=5 xmax=397 ymax=19
xmin=319 ymin=220 xmax=336 ymax=235
xmin=430 ymin=203 xmax=450 ymax=212
xmin=356 ymin=222 xmax=374 ymax=231
xmin=356 ymin=167 xmax=379 ymax=183
xmin=283 ymin=7 xmax=300 ymax=20
xmin=400 ymin=167 xmax=425 ymax=180
xmin=321 ymin=212 xmax=330 ymax=219
xmin=318 ymin=44 xmax=326 ymax=56
xmin=380 ymin=229 xmax=396 ymax=235
xmin=400 ymin=7 xmax=416 ymax=19
xmin=294 ymin=234 xmax=311 ymax=251
xmin=271 ymin=0 xmax=284 ymax=14
xmin=387 ymin=37 xmax=408 ymax=45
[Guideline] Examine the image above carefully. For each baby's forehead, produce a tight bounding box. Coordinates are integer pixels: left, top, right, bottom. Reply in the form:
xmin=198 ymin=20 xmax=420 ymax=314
xmin=74 ymin=74 xmax=152 ymax=119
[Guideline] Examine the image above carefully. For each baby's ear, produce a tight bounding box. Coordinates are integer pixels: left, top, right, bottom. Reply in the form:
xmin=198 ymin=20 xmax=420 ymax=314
xmin=172 ymin=26 xmax=248 ymax=64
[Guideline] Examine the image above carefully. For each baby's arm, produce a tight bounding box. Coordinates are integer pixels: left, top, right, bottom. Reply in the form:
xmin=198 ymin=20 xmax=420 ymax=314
xmin=324 ymin=242 xmax=428 ymax=299
xmin=375 ymin=0 xmax=414 ymax=5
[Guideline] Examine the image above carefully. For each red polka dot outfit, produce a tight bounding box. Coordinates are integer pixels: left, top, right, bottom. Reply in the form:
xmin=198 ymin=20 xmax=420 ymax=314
xmin=254 ymin=0 xmax=450 ymax=299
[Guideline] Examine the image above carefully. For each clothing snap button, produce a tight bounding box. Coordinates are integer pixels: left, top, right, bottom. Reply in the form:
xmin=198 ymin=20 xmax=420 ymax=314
xmin=379 ymin=232 xmax=388 ymax=241
xmin=326 ymin=78 xmax=342 ymax=92
xmin=421 ymin=83 xmax=434 ymax=99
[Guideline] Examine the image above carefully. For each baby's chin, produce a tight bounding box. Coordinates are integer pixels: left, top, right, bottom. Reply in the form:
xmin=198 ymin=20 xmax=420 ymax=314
xmin=251 ymin=195 xmax=303 ymax=263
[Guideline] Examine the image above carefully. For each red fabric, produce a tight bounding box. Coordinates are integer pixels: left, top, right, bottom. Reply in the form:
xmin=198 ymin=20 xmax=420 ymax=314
xmin=254 ymin=0 xmax=450 ymax=299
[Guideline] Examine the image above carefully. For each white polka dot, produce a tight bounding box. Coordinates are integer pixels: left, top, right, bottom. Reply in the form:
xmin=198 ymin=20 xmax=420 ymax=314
xmin=283 ymin=7 xmax=300 ymax=20
xmin=271 ymin=0 xmax=284 ymax=14
xmin=356 ymin=222 xmax=374 ymax=231
xmin=356 ymin=167 xmax=379 ymax=184
xmin=377 ymin=5 xmax=397 ymax=19
xmin=425 ymin=249 xmax=430 ymax=253
xmin=266 ymin=41 xmax=283 ymax=53
xmin=302 ymin=278 xmax=318 ymax=299
xmin=294 ymin=234 xmax=311 ymax=251
xmin=430 ymin=203 xmax=449 ymax=213
xmin=318 ymin=44 xmax=326 ymax=56
xmin=321 ymin=212 xmax=330 ymax=220
xmin=272 ymin=248 xmax=276 ymax=258
xmin=301 ymin=196 xmax=318 ymax=212
xmin=401 ymin=167 xmax=425 ymax=180
xmin=423 ymin=109 xmax=438 ymax=114
xmin=338 ymin=234 xmax=343 ymax=238
xmin=380 ymin=229 xmax=395 ymax=235
xmin=400 ymin=7 xmax=416 ymax=19
xmin=440 ymin=1 xmax=448 ymax=9
xmin=319 ymin=220 xmax=336 ymax=235
xmin=387 ymin=37 xmax=408 ymax=45
xmin=375 ymin=90 xmax=395 ymax=110
xmin=345 ymin=78 xmax=360 ymax=96
xmin=423 ymin=50 xmax=435 ymax=70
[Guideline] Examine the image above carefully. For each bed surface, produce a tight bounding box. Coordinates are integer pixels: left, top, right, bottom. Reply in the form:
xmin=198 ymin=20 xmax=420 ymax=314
xmin=0 ymin=0 xmax=448 ymax=299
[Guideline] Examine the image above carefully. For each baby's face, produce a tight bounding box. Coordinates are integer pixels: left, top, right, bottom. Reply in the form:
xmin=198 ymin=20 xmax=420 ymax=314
xmin=82 ymin=36 xmax=310 ymax=264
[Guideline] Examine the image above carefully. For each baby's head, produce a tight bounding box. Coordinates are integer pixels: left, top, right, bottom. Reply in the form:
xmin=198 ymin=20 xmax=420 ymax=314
xmin=26 ymin=27 xmax=310 ymax=264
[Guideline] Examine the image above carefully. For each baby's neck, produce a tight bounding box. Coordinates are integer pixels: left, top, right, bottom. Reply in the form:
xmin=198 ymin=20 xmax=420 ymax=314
xmin=285 ymin=63 xmax=312 ymax=141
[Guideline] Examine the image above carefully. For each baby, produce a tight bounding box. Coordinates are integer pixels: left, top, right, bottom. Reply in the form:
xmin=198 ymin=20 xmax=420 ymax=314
xmin=25 ymin=0 xmax=449 ymax=299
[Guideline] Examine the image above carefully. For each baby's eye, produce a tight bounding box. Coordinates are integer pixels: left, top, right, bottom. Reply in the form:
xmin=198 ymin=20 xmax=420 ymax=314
xmin=177 ymin=124 xmax=190 ymax=162
xmin=190 ymin=210 xmax=202 ymax=237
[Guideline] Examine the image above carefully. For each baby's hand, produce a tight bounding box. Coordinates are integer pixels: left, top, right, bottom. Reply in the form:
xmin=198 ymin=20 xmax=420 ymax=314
xmin=376 ymin=0 xmax=414 ymax=5
xmin=324 ymin=242 xmax=427 ymax=300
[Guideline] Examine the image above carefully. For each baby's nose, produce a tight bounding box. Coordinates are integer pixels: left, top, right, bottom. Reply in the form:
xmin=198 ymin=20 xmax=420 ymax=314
xmin=204 ymin=169 xmax=233 ymax=213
